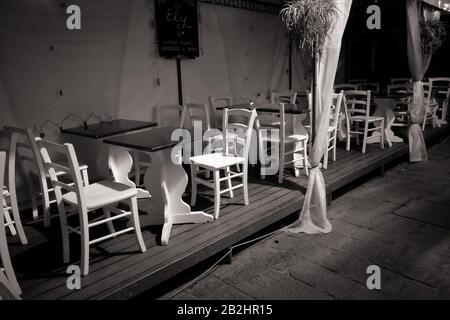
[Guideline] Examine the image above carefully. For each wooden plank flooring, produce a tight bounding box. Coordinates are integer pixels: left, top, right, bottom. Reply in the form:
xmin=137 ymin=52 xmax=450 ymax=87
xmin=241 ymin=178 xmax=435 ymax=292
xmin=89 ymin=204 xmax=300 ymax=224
xmin=9 ymin=125 xmax=450 ymax=299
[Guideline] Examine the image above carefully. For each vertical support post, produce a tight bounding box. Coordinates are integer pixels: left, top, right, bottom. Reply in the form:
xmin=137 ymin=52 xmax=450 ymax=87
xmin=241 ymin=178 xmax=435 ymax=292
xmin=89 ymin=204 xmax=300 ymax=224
xmin=311 ymin=47 xmax=318 ymax=144
xmin=289 ymin=38 xmax=293 ymax=90
xmin=176 ymin=58 xmax=183 ymax=106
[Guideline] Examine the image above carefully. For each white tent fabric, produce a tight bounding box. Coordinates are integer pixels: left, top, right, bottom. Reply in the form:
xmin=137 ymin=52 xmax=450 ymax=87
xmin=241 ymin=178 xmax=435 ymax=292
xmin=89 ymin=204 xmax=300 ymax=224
xmin=406 ymin=0 xmax=433 ymax=162
xmin=287 ymin=0 xmax=353 ymax=235
xmin=422 ymin=0 xmax=450 ymax=11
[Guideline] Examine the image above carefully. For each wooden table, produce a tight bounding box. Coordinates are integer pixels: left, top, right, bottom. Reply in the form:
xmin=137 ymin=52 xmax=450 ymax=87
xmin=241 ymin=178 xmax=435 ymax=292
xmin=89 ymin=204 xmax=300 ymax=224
xmin=61 ymin=119 xmax=157 ymax=180
xmin=367 ymin=94 xmax=410 ymax=147
xmin=104 ymin=127 xmax=214 ymax=245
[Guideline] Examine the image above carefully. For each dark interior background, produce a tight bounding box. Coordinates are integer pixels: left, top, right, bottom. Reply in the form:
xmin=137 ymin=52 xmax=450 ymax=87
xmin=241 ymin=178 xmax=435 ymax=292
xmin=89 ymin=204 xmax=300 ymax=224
xmin=343 ymin=0 xmax=450 ymax=86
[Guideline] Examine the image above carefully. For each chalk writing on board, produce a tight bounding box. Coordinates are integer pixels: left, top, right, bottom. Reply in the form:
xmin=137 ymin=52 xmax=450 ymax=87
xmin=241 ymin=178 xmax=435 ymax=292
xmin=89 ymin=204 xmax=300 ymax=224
xmin=155 ymin=0 xmax=199 ymax=59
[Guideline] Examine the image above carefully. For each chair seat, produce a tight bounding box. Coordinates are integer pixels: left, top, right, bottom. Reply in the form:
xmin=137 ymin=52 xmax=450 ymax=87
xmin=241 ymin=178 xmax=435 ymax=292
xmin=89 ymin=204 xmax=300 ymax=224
xmin=351 ymin=115 xmax=384 ymax=122
xmin=63 ymin=180 xmax=137 ymax=210
xmin=190 ymin=153 xmax=244 ymax=170
xmin=261 ymin=133 xmax=308 ymax=143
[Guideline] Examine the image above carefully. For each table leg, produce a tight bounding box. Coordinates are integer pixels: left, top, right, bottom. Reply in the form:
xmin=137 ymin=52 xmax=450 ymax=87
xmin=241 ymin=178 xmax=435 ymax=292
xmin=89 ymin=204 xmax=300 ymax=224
xmin=367 ymin=98 xmax=404 ymax=147
xmin=107 ymin=146 xmax=150 ymax=199
xmin=142 ymin=148 xmax=214 ymax=245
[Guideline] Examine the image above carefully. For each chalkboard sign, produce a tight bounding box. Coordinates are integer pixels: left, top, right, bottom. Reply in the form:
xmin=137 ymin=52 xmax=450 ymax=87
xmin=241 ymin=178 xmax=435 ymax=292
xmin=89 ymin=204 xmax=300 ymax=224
xmin=155 ymin=0 xmax=199 ymax=59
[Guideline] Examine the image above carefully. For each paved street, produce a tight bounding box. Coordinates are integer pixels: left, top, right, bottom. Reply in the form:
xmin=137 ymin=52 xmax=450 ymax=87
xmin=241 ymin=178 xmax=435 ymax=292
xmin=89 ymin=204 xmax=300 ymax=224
xmin=168 ymin=137 xmax=450 ymax=300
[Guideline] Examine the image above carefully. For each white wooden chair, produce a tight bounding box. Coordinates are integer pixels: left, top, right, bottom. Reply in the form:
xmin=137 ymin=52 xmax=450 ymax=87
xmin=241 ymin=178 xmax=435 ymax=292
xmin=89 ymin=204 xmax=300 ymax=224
xmin=348 ymin=79 xmax=368 ymax=86
xmin=190 ymin=108 xmax=257 ymax=219
xmin=182 ymin=103 xmax=212 ymax=130
xmin=359 ymin=82 xmax=380 ymax=95
xmin=323 ymin=92 xmax=344 ymax=169
xmin=0 ymin=131 xmax=28 ymax=245
xmin=1 ymin=151 xmax=21 ymax=296
xmin=391 ymin=78 xmax=412 ymax=85
xmin=387 ymin=84 xmax=412 ymax=127
xmin=36 ymin=139 xmax=146 ymax=276
xmin=429 ymin=77 xmax=450 ymax=123
xmin=257 ymin=103 xmax=308 ymax=183
xmin=387 ymin=83 xmax=412 ymax=95
xmin=437 ymin=88 xmax=450 ymax=124
xmin=4 ymin=127 xmax=89 ymax=228
xmin=270 ymin=90 xmax=297 ymax=104
xmin=209 ymin=96 xmax=232 ymax=129
xmin=345 ymin=90 xmax=385 ymax=153
xmin=422 ymin=82 xmax=439 ymax=130
xmin=334 ymin=84 xmax=358 ymax=92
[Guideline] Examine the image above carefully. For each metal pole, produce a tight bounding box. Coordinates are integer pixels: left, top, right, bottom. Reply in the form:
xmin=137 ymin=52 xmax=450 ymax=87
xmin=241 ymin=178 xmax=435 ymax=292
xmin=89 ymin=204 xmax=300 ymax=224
xmin=311 ymin=46 xmax=318 ymax=144
xmin=176 ymin=58 xmax=183 ymax=105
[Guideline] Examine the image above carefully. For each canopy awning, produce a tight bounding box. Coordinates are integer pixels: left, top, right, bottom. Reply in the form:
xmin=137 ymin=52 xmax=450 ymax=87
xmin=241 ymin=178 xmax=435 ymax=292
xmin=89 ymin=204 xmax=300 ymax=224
xmin=422 ymin=0 xmax=450 ymax=12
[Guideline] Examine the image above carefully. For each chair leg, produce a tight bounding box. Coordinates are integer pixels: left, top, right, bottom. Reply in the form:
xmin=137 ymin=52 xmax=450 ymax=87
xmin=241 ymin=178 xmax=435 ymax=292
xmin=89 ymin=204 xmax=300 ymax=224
xmin=332 ymin=133 xmax=337 ymax=162
xmin=303 ymin=140 xmax=309 ymax=176
xmin=278 ymin=142 xmax=285 ymax=184
xmin=134 ymin=152 xmax=141 ymax=186
xmin=362 ymin=121 xmax=369 ymax=154
xmin=243 ymin=165 xmax=249 ymax=206
xmin=213 ymin=170 xmax=221 ymax=219
xmin=355 ymin=122 xmax=360 ymax=146
xmin=323 ymin=135 xmax=330 ymax=170
xmin=3 ymin=209 xmax=17 ymax=235
xmin=58 ymin=202 xmax=70 ymax=264
xmin=225 ymin=167 xmax=234 ymax=198
xmin=80 ymin=223 xmax=90 ymax=276
xmin=0 ymin=222 xmax=21 ymax=295
xmin=346 ymin=130 xmax=351 ymax=151
xmin=190 ymin=163 xmax=197 ymax=206
xmin=40 ymin=177 xmax=51 ymax=227
xmin=380 ymin=120 xmax=385 ymax=150
xmin=8 ymin=191 xmax=27 ymax=245
xmin=130 ymin=196 xmax=146 ymax=253
xmin=103 ymin=208 xmax=116 ymax=235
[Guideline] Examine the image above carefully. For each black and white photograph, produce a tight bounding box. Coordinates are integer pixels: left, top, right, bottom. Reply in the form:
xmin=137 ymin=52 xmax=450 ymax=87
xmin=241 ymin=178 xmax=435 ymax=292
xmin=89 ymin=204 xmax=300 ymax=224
xmin=1 ymin=0 xmax=450 ymax=304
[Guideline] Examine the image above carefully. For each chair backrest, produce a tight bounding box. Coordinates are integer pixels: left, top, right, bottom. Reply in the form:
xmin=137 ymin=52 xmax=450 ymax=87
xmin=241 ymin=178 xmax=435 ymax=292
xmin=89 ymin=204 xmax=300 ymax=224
xmin=359 ymin=82 xmax=380 ymax=95
xmin=344 ymin=90 xmax=371 ymax=117
xmin=270 ymin=90 xmax=297 ymax=104
xmin=155 ymin=104 xmax=184 ymax=128
xmin=348 ymin=79 xmax=367 ymax=85
xmin=334 ymin=84 xmax=358 ymax=92
xmin=208 ymin=96 xmax=232 ymax=129
xmin=223 ymin=108 xmax=257 ymax=163
xmin=391 ymin=78 xmax=412 ymax=85
xmin=387 ymin=83 xmax=412 ymax=95
xmin=423 ymin=82 xmax=434 ymax=106
xmin=330 ymin=92 xmax=344 ymax=129
xmin=1 ymin=151 xmax=5 ymax=208
xmin=3 ymin=126 xmax=45 ymax=178
xmin=428 ymin=77 xmax=450 ymax=86
xmin=182 ymin=103 xmax=211 ymax=130
xmin=36 ymin=139 xmax=86 ymax=212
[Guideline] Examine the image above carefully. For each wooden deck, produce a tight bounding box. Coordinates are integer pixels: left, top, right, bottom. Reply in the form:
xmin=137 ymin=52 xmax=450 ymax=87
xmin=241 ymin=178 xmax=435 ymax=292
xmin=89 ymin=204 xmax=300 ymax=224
xmin=9 ymin=125 xmax=450 ymax=300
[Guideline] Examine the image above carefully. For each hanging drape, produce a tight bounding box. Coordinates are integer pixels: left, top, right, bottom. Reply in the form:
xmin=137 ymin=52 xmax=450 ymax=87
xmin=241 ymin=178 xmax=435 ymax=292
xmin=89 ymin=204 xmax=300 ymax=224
xmin=287 ymin=0 xmax=353 ymax=235
xmin=406 ymin=0 xmax=432 ymax=162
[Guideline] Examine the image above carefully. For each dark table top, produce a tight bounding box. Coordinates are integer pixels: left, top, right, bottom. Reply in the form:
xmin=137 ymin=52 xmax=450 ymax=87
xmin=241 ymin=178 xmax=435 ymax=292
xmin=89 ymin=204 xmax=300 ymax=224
xmin=373 ymin=93 xmax=410 ymax=99
xmin=217 ymin=103 xmax=308 ymax=115
xmin=60 ymin=119 xmax=157 ymax=139
xmin=103 ymin=127 xmax=196 ymax=153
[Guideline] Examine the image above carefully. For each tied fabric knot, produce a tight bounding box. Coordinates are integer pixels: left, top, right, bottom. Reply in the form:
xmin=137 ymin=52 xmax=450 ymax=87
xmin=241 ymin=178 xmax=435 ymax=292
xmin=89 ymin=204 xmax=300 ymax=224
xmin=285 ymin=167 xmax=332 ymax=235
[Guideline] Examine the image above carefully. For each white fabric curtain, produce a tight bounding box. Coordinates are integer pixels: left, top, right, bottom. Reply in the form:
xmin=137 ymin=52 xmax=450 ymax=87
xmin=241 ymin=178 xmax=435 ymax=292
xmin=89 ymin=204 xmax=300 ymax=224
xmin=406 ymin=0 xmax=432 ymax=162
xmin=287 ymin=0 xmax=353 ymax=235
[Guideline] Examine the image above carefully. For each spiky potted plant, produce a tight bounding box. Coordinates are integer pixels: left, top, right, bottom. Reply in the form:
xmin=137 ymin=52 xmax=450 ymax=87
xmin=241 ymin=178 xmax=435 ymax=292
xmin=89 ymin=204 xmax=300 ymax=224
xmin=280 ymin=0 xmax=338 ymax=141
